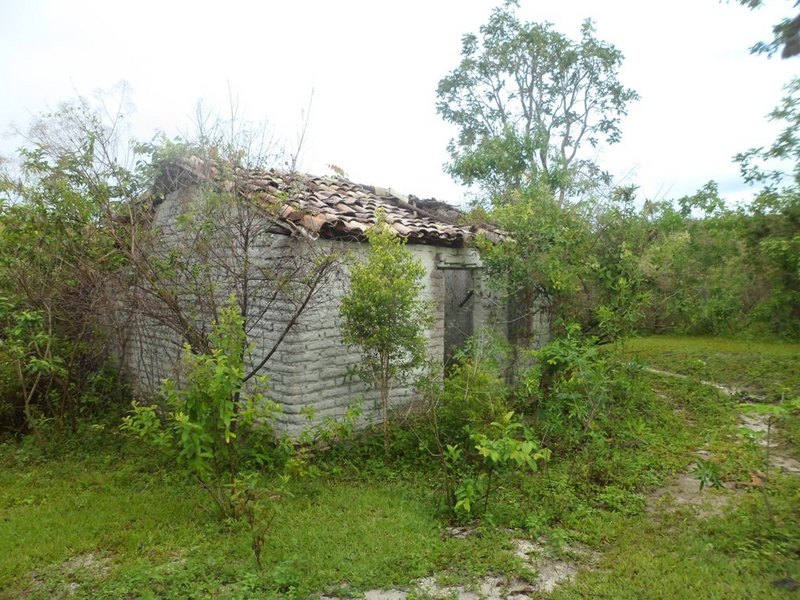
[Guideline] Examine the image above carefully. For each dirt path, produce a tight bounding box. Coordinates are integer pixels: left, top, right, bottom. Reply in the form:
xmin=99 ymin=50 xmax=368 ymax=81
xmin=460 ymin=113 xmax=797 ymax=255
xmin=646 ymin=367 xmax=800 ymax=516
xmin=642 ymin=366 xmax=757 ymax=398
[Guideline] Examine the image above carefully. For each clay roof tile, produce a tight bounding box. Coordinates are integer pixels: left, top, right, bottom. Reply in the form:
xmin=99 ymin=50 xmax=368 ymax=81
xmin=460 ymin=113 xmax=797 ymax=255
xmin=169 ymin=158 xmax=505 ymax=246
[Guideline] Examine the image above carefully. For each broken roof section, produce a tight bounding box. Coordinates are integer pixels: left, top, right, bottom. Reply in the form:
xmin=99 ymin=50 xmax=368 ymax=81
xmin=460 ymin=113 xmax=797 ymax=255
xmin=155 ymin=156 xmax=502 ymax=247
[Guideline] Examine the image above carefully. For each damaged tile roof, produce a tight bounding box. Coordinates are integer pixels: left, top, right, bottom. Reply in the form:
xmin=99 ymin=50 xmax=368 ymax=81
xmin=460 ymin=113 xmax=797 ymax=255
xmin=157 ymin=157 xmax=502 ymax=247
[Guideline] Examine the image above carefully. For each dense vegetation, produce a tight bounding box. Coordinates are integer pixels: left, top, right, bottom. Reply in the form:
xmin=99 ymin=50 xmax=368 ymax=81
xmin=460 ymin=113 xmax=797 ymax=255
xmin=431 ymin=2 xmax=800 ymax=343
xmin=0 ymin=2 xmax=799 ymax=598
xmin=475 ymin=175 xmax=800 ymax=341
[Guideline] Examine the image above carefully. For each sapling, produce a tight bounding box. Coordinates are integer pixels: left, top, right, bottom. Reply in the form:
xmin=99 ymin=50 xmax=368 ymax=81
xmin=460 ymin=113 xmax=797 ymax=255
xmin=339 ymin=210 xmax=433 ymax=457
xmin=471 ymin=410 xmax=550 ymax=515
xmin=122 ymin=296 xmax=289 ymax=568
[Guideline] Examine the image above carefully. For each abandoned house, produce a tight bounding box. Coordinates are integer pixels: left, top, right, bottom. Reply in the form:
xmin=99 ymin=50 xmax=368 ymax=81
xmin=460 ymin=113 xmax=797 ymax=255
xmin=124 ymin=157 xmax=549 ymax=432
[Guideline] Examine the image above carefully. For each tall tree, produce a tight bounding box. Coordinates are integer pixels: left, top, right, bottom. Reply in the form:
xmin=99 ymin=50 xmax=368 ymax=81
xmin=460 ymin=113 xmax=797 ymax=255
xmin=437 ymin=1 xmax=638 ymax=203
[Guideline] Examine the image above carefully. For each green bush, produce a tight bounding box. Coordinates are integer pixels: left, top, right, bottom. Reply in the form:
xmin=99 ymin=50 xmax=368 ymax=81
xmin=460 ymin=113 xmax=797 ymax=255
xmin=339 ymin=210 xmax=433 ymax=456
xmin=0 ymin=348 xmax=22 ymax=433
xmin=413 ymin=338 xmax=551 ymax=520
xmin=122 ymin=298 xmax=285 ymax=518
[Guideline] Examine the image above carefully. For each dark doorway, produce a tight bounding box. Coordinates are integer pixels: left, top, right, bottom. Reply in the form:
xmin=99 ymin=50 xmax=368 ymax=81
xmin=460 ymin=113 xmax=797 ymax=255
xmin=443 ymin=269 xmax=474 ymax=367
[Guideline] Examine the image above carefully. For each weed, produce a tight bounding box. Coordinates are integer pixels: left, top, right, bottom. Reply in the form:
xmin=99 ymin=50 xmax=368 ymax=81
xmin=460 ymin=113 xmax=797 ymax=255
xmin=692 ymin=458 xmax=724 ymax=491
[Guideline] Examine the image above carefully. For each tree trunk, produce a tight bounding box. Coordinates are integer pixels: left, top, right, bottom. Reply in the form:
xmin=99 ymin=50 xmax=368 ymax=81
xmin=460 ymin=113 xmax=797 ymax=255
xmin=381 ymin=354 xmax=390 ymax=459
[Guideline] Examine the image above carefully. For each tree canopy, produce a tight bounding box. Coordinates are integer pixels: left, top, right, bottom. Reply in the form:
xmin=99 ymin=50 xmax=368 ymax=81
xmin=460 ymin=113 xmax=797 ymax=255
xmin=436 ymin=2 xmax=638 ymax=202
xmin=737 ymin=0 xmax=800 ymax=58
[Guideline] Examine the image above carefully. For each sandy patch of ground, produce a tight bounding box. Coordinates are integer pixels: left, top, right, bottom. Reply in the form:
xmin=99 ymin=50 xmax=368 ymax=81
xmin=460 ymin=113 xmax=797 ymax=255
xmin=642 ymin=367 xmax=744 ymax=397
xmin=738 ymin=412 xmax=800 ymax=475
xmin=323 ymin=533 xmax=596 ymax=600
xmin=769 ymin=452 xmax=800 ymax=475
xmin=647 ymin=468 xmax=732 ymax=517
xmin=29 ymin=552 xmax=112 ymax=597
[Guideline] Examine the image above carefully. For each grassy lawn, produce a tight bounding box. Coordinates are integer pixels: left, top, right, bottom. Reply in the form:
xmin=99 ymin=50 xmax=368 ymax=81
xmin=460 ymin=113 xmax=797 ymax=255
xmin=553 ymin=477 xmax=800 ymax=600
xmin=552 ymin=348 xmax=800 ymax=599
xmin=2 ymin=422 xmax=543 ymax=599
xmin=0 ymin=443 xmax=524 ymax=599
xmin=625 ymin=335 xmax=800 ymax=453
xmin=624 ymin=335 xmax=800 ymax=399
xmin=1 ymin=335 xmax=798 ymax=599
xmin=550 ymin=335 xmax=800 ymax=599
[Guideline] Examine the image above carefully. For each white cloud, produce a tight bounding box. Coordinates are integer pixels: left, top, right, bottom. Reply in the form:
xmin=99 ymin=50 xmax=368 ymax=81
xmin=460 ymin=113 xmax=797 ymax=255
xmin=1 ymin=0 xmax=795 ymax=205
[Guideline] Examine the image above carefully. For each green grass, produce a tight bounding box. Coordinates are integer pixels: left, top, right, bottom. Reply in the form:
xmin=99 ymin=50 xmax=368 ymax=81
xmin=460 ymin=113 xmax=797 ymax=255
xmin=624 ymin=335 xmax=800 ymax=399
xmin=626 ymin=335 xmax=800 ymax=456
xmin=0 ymin=437 xmax=524 ymax=599
xmin=553 ymin=478 xmax=800 ymax=600
xmin=548 ymin=335 xmax=800 ymax=599
xmin=1 ymin=335 xmax=799 ymax=599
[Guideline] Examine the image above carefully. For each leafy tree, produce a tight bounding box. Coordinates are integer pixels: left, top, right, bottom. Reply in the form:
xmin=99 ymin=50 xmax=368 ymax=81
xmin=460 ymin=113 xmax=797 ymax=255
xmin=339 ymin=212 xmax=433 ymax=455
xmin=743 ymin=190 xmax=800 ymax=336
xmin=0 ymin=93 xmax=137 ymax=433
xmin=736 ymin=0 xmax=800 ymax=58
xmin=475 ymin=183 xmax=593 ymax=342
xmin=437 ymin=1 xmax=638 ymax=202
xmin=0 ymin=298 xmax=66 ymax=436
xmin=736 ymin=77 xmax=800 ymax=188
xmin=734 ymin=78 xmax=800 ymax=336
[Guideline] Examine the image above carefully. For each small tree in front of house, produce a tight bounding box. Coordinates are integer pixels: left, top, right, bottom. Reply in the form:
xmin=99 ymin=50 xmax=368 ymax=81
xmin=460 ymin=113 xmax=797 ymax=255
xmin=339 ymin=211 xmax=433 ymax=455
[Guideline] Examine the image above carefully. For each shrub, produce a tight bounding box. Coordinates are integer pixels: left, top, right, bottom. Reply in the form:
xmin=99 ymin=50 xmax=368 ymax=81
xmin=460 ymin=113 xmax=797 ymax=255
xmin=122 ymin=297 xmax=283 ymax=518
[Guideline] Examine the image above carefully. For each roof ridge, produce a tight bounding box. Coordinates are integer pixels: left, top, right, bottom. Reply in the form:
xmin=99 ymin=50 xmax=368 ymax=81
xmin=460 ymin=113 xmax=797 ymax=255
xmin=161 ymin=156 xmax=502 ymax=246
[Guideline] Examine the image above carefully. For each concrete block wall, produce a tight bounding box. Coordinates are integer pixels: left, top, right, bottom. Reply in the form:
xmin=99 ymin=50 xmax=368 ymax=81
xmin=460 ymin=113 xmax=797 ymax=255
xmin=125 ymin=186 xmax=554 ymax=435
xmin=271 ymin=239 xmax=446 ymax=433
xmin=126 ymin=317 xmax=184 ymax=393
xmin=126 ymin=188 xmax=303 ymax=405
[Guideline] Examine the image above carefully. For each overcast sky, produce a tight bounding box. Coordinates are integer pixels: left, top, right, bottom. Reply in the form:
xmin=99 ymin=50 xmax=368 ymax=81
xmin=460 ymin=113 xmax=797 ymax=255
xmin=0 ymin=0 xmax=796 ymax=206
